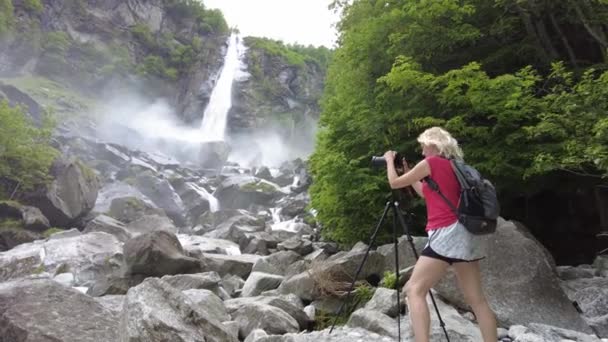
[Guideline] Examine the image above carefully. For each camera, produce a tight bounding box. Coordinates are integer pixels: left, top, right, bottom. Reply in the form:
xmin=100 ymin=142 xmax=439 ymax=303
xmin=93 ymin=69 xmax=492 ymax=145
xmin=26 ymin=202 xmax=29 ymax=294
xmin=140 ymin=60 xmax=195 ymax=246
xmin=371 ymin=152 xmax=403 ymax=169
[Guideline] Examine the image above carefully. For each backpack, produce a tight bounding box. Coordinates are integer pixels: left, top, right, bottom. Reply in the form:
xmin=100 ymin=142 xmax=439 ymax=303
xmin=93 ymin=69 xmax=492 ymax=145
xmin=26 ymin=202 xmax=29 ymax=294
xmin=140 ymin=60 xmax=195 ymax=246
xmin=425 ymin=158 xmax=500 ymax=235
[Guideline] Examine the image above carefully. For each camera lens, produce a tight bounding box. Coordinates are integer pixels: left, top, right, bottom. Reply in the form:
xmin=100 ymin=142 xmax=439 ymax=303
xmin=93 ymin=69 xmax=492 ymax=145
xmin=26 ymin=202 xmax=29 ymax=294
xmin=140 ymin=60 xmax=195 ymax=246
xmin=371 ymin=156 xmax=387 ymax=167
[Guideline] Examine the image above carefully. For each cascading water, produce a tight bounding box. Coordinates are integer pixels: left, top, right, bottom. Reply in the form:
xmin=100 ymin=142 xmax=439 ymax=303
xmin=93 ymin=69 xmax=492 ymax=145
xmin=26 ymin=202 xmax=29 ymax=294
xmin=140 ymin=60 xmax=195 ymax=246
xmin=200 ymin=34 xmax=244 ymax=142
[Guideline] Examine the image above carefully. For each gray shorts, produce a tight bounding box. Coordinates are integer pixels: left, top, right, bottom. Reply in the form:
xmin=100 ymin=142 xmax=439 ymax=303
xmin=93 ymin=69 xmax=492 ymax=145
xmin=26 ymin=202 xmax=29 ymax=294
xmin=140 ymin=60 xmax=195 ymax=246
xmin=426 ymin=220 xmax=489 ymax=261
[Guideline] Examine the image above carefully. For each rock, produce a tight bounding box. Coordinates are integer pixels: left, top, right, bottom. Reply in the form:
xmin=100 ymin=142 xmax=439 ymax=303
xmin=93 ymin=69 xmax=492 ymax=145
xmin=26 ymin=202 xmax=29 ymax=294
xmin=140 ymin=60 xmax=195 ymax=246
xmin=83 ymin=214 xmax=132 ymax=242
xmin=0 ymin=279 xmax=119 ymax=341
xmin=133 ymin=171 xmax=186 ymax=226
xmin=108 ymin=196 xmax=165 ymax=224
xmin=94 ymin=182 xmax=155 ymax=214
xmin=561 ymin=277 xmax=608 ymax=337
xmin=434 ymin=219 xmax=593 ymax=333
xmin=0 ymin=84 xmax=44 ymax=123
xmin=252 ymin=250 xmax=302 ymax=276
xmin=0 ymin=231 xmax=123 ymax=286
xmin=528 ymin=323 xmax=601 ymax=342
xmin=183 ymin=288 xmax=231 ymax=322
xmin=23 ymin=157 xmax=100 ymax=228
xmin=214 ymin=174 xmax=284 ymax=210
xmin=277 ymin=237 xmax=313 ymax=256
xmin=124 ymin=230 xmax=203 ymax=277
xmin=232 ymin=302 xmax=299 ymax=338
xmin=0 ymin=227 xmax=37 ymax=252
xmin=204 ymin=253 xmax=262 ymax=278
xmin=178 ymin=234 xmax=242 ymax=257
xmin=0 ymin=201 xmax=50 ymax=232
xmin=347 ymin=309 xmax=401 ymax=339
xmin=121 ymin=278 xmax=237 ymax=342
xmin=126 ymin=214 xmax=177 ymax=236
xmin=364 ymin=287 xmax=400 ymax=317
xmin=20 ymin=206 xmax=51 ymax=232
xmin=226 ymin=294 xmax=308 ymax=330
xmin=199 ymin=141 xmax=231 ymax=170
xmin=241 ymin=272 xmax=284 ymax=297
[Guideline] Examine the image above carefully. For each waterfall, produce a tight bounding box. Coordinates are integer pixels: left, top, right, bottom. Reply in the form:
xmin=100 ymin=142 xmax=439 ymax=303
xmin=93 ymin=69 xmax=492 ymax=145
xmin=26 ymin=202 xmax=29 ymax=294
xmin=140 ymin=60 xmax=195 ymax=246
xmin=200 ymin=34 xmax=243 ymax=142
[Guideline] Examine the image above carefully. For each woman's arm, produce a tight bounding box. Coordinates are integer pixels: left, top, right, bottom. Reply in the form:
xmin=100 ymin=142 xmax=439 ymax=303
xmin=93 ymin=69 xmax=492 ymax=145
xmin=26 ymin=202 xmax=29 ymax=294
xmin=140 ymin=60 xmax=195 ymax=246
xmin=410 ymin=180 xmax=424 ymax=198
xmin=385 ymin=152 xmax=431 ymax=190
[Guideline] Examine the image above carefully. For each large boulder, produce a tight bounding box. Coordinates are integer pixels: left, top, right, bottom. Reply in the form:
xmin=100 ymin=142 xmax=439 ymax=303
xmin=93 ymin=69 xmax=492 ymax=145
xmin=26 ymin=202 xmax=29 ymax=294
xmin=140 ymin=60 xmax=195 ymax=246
xmin=0 ymin=232 xmax=123 ymax=286
xmin=23 ymin=157 xmax=100 ymax=227
xmin=93 ymin=182 xmax=155 ymax=214
xmin=231 ymin=302 xmax=299 ymax=338
xmin=199 ymin=141 xmax=231 ymax=170
xmin=121 ymin=278 xmax=237 ymax=342
xmin=83 ymin=214 xmax=132 ymax=243
xmin=213 ymin=174 xmax=285 ymax=210
xmin=123 ymin=230 xmax=203 ymax=277
xmin=0 ymin=201 xmax=50 ymax=232
xmin=561 ymin=275 xmax=608 ymax=337
xmin=0 ymin=279 xmax=119 ymax=342
xmin=132 ymin=171 xmax=187 ymax=226
xmin=434 ymin=219 xmax=593 ymax=333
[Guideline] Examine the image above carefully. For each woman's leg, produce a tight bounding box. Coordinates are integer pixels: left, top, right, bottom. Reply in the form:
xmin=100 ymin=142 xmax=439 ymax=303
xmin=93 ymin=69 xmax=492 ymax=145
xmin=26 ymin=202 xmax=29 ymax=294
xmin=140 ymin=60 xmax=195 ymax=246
xmin=453 ymin=261 xmax=497 ymax=342
xmin=404 ymin=256 xmax=450 ymax=342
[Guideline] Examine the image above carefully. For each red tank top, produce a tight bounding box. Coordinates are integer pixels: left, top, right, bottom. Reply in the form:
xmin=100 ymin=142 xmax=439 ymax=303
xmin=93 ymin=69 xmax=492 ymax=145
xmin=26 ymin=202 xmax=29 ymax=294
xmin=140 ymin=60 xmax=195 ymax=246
xmin=422 ymin=156 xmax=460 ymax=231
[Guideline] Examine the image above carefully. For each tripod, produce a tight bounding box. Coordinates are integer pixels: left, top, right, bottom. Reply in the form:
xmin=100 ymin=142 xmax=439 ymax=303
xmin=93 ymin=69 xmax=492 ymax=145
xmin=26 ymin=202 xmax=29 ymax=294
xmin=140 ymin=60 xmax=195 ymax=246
xmin=329 ymin=190 xmax=450 ymax=341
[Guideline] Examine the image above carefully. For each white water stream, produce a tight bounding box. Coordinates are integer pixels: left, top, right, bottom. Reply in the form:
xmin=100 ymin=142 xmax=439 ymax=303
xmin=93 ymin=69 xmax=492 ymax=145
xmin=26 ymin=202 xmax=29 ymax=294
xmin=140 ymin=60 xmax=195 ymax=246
xmin=200 ymin=34 xmax=245 ymax=142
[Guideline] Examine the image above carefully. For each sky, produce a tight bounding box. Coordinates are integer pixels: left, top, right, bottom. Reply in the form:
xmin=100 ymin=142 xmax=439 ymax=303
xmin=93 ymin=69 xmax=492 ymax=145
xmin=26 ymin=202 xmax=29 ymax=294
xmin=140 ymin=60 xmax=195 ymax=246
xmin=203 ymin=0 xmax=340 ymax=48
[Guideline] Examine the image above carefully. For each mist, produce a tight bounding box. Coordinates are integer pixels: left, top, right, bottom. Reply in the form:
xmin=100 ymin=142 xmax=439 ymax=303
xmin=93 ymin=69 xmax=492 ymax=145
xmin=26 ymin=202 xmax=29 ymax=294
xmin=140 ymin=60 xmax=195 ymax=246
xmin=92 ymin=90 xmax=318 ymax=169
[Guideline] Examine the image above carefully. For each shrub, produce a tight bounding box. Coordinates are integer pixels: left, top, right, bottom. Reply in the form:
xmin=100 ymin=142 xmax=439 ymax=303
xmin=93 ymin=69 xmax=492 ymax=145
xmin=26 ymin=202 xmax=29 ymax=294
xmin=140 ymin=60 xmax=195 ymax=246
xmin=23 ymin=0 xmax=42 ymax=13
xmin=0 ymin=0 xmax=14 ymax=35
xmin=0 ymin=101 xmax=59 ymax=198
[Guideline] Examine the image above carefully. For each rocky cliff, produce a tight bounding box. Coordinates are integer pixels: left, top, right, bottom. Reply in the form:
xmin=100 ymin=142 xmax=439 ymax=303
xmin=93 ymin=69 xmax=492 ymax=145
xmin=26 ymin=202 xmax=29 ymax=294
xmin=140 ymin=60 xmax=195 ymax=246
xmin=0 ymin=0 xmax=228 ymax=123
xmin=0 ymin=1 xmax=329 ymax=133
xmin=229 ymin=37 xmax=328 ymax=136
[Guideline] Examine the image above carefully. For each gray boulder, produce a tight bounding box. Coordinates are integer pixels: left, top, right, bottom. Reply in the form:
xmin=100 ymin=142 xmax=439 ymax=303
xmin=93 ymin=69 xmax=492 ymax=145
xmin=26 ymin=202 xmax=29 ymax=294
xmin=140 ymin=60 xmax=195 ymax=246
xmin=183 ymin=288 xmax=231 ymax=322
xmin=214 ymin=174 xmax=285 ymax=210
xmin=23 ymin=157 xmax=99 ymax=227
xmin=252 ymin=250 xmax=302 ymax=276
xmin=241 ymin=272 xmax=284 ymax=297
xmin=108 ymin=196 xmax=165 ymax=224
xmin=83 ymin=214 xmax=132 ymax=242
xmin=0 ymin=279 xmax=119 ymax=342
xmin=0 ymin=201 xmax=51 ymax=232
xmin=0 ymin=231 xmax=123 ymax=286
xmin=232 ymin=302 xmax=299 ymax=338
xmin=204 ymin=253 xmax=262 ymax=278
xmin=121 ymin=278 xmax=237 ymax=342
xmin=434 ymin=219 xmax=593 ymax=333
xmin=124 ymin=230 xmax=203 ymax=277
xmin=133 ymin=171 xmax=186 ymax=226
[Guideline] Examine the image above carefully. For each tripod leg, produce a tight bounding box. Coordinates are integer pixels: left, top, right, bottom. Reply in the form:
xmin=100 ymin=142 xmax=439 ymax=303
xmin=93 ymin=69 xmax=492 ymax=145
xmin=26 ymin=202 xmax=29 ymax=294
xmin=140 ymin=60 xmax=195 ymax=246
xmin=329 ymin=200 xmax=392 ymax=334
xmin=391 ymin=204 xmax=402 ymax=341
xmin=394 ymin=203 xmax=451 ymax=342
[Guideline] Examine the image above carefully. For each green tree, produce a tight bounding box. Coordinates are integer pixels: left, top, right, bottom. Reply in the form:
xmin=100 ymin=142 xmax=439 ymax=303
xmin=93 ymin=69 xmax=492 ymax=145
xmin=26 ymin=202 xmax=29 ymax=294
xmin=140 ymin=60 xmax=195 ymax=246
xmin=311 ymin=0 xmax=608 ymax=245
xmin=0 ymin=101 xmax=58 ymax=198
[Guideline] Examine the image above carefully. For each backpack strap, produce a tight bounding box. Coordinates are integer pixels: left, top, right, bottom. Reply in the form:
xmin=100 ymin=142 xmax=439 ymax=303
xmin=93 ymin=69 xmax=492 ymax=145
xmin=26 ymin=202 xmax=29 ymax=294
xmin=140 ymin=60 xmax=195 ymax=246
xmin=424 ymin=176 xmax=460 ymax=216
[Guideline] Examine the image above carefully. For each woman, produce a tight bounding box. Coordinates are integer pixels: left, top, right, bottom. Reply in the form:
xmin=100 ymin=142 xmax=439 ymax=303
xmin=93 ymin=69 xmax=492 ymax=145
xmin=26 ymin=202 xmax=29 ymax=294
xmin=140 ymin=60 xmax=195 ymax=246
xmin=383 ymin=126 xmax=497 ymax=342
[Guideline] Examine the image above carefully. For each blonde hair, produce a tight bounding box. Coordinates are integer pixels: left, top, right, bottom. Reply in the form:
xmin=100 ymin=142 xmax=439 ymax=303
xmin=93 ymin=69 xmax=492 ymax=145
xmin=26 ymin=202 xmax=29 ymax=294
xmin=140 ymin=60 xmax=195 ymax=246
xmin=417 ymin=126 xmax=464 ymax=160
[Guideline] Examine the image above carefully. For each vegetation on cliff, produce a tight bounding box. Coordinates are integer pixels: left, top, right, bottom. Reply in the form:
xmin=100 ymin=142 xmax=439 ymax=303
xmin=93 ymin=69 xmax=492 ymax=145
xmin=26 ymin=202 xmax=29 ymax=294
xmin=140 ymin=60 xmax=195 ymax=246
xmin=0 ymin=101 xmax=58 ymax=198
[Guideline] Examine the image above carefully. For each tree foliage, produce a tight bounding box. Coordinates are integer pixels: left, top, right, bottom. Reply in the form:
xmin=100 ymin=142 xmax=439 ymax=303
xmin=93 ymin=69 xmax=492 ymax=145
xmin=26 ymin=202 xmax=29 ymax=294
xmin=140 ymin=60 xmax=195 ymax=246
xmin=0 ymin=101 xmax=58 ymax=198
xmin=0 ymin=0 xmax=14 ymax=35
xmin=311 ymin=0 xmax=608 ymax=245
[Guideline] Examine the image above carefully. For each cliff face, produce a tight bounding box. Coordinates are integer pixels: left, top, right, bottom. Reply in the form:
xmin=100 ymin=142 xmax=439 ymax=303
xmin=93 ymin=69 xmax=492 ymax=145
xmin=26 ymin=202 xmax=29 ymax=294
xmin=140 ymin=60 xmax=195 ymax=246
xmin=0 ymin=1 xmax=329 ymax=135
xmin=229 ymin=37 xmax=327 ymax=139
xmin=0 ymin=0 xmax=228 ymax=123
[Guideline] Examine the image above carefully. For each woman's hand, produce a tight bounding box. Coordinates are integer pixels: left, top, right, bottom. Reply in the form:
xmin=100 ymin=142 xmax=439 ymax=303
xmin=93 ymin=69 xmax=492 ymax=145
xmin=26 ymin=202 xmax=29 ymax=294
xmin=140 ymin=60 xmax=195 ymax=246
xmin=402 ymin=159 xmax=411 ymax=173
xmin=383 ymin=150 xmax=397 ymax=163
